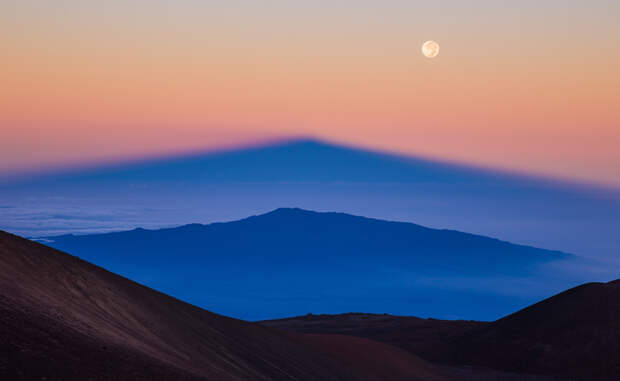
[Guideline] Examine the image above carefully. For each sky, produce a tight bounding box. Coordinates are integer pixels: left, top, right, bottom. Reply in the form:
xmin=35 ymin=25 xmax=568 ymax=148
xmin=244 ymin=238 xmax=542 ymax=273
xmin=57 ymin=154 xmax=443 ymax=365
xmin=2 ymin=1 xmax=619 ymax=186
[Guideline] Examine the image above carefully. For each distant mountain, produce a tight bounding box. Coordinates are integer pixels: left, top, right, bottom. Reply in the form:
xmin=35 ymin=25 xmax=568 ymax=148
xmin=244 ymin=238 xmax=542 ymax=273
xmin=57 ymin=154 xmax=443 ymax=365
xmin=1 ymin=230 xmax=458 ymax=381
xmin=2 ymin=139 xmax=619 ymax=261
xmin=262 ymin=280 xmax=620 ymax=380
xmin=45 ymin=208 xmax=574 ymax=320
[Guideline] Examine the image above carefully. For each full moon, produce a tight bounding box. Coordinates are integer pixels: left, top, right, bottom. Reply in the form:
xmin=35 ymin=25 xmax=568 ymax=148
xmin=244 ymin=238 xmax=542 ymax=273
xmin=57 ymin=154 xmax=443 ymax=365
xmin=422 ymin=40 xmax=440 ymax=58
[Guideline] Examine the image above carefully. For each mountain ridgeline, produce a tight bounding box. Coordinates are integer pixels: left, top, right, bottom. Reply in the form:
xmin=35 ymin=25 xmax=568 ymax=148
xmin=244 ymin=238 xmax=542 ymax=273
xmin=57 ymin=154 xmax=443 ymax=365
xmin=3 ymin=140 xmax=619 ymax=261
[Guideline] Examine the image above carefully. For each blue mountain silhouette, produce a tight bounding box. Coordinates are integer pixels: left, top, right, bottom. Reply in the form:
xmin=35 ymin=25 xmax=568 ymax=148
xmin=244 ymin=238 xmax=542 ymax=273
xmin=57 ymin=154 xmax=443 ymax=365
xmin=46 ymin=208 xmax=575 ymax=321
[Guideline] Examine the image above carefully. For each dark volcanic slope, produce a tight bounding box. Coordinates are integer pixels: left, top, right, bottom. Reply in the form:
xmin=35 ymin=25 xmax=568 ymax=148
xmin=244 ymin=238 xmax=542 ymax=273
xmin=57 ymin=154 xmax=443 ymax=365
xmin=263 ymin=280 xmax=620 ymax=381
xmin=0 ymin=231 xmax=448 ymax=381
xmin=449 ymin=279 xmax=620 ymax=380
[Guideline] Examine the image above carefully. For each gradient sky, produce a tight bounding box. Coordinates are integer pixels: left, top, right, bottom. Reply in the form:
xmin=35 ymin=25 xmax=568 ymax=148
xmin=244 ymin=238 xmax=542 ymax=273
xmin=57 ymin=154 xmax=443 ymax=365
xmin=2 ymin=1 xmax=619 ymax=186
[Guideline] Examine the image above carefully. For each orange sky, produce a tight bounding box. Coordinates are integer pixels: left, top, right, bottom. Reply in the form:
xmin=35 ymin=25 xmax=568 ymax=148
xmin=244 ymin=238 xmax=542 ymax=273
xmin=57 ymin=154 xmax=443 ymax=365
xmin=1 ymin=1 xmax=619 ymax=186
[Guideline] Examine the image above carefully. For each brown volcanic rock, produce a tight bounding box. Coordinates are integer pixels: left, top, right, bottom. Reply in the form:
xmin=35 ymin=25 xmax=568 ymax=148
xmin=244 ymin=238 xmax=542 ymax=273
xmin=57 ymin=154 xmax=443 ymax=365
xmin=0 ymin=230 xmax=450 ymax=381
xmin=261 ymin=312 xmax=487 ymax=363
xmin=298 ymin=333 xmax=446 ymax=381
xmin=263 ymin=281 xmax=620 ymax=380
xmin=448 ymin=280 xmax=620 ymax=380
xmin=263 ymin=315 xmax=565 ymax=381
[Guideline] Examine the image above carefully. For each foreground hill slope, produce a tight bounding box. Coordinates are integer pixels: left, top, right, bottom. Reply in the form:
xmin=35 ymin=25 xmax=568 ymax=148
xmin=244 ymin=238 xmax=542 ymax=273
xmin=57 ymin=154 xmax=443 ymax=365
xmin=263 ymin=280 xmax=620 ymax=380
xmin=45 ymin=208 xmax=571 ymax=320
xmin=0 ymin=231 xmax=447 ymax=381
xmin=450 ymin=279 xmax=620 ymax=379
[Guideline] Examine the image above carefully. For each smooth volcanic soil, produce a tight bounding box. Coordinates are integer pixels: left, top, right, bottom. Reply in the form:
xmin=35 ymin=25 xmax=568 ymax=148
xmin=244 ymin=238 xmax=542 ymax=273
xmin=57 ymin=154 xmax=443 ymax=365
xmin=261 ymin=312 xmax=488 ymax=363
xmin=0 ymin=230 xmax=450 ymax=381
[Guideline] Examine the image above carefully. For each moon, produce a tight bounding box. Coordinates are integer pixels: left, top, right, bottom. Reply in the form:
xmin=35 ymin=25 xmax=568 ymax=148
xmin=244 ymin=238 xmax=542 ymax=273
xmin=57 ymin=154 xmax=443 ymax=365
xmin=422 ymin=40 xmax=439 ymax=58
